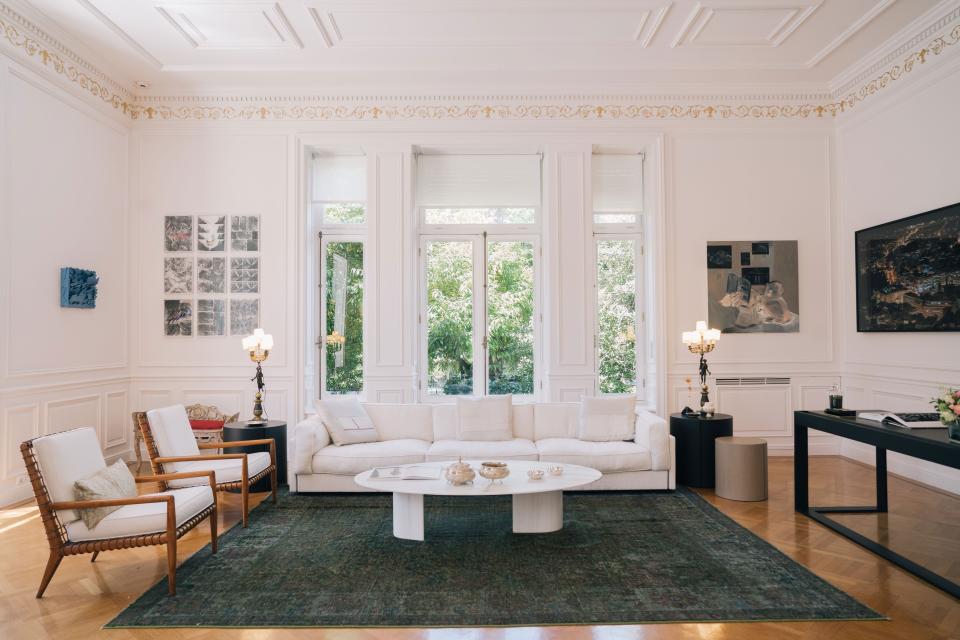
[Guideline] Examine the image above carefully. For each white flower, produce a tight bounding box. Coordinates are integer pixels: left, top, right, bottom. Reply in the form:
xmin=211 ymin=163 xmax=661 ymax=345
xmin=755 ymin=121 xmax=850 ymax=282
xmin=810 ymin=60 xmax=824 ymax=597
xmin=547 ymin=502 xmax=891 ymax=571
xmin=941 ymin=410 xmax=955 ymax=424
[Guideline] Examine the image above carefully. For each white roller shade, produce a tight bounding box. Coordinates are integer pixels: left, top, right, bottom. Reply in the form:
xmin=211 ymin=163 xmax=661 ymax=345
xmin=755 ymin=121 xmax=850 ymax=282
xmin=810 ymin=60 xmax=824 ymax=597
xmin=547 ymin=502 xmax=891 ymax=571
xmin=312 ymin=155 xmax=367 ymax=202
xmin=417 ymin=155 xmax=541 ymax=207
xmin=592 ymin=155 xmax=643 ymax=212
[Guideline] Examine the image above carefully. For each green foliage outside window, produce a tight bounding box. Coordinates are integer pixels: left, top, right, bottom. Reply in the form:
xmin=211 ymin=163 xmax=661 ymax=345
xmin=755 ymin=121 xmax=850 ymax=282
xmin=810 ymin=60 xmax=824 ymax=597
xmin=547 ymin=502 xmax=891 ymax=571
xmin=597 ymin=240 xmax=638 ymax=394
xmin=324 ymin=237 xmax=364 ymax=394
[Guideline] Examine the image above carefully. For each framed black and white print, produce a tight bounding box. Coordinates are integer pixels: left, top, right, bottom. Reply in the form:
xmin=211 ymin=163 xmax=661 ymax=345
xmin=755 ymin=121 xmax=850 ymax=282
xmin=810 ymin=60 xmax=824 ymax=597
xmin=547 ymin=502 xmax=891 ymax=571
xmin=231 ymin=215 xmax=260 ymax=252
xmin=164 ymin=216 xmax=193 ymax=252
xmin=230 ymin=257 xmax=259 ymax=293
xmin=164 ymin=299 xmax=193 ymax=336
xmin=197 ymin=257 xmax=226 ymax=293
xmin=855 ymin=202 xmax=960 ymax=332
xmin=197 ymin=299 xmax=226 ymax=336
xmin=197 ymin=216 xmax=226 ymax=251
xmin=163 ymin=257 xmax=193 ymax=294
xmin=230 ymin=299 xmax=259 ymax=335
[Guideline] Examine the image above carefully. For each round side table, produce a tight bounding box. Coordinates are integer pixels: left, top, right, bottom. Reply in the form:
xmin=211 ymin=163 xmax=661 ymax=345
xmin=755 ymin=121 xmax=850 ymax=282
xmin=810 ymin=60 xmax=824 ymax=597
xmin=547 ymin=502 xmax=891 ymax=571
xmin=223 ymin=420 xmax=287 ymax=492
xmin=669 ymin=412 xmax=733 ymax=488
xmin=715 ymin=436 xmax=768 ymax=501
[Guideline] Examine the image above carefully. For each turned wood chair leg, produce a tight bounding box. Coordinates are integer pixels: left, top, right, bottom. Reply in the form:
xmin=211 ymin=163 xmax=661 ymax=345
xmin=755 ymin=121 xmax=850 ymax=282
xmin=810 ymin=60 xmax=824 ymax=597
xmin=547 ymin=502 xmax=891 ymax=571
xmin=241 ymin=482 xmax=250 ymax=528
xmin=210 ymin=503 xmax=218 ymax=554
xmin=37 ymin=552 xmax=63 ymax=598
xmin=90 ymin=550 xmax=100 ymax=562
xmin=271 ymin=467 xmax=278 ymax=504
xmin=166 ymin=537 xmax=177 ymax=596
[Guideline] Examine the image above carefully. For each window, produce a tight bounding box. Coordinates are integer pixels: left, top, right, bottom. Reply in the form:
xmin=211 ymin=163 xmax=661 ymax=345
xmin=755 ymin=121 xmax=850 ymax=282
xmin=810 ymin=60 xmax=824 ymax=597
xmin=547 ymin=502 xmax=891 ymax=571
xmin=311 ymin=155 xmax=366 ymax=225
xmin=423 ymin=236 xmax=537 ymax=397
xmin=593 ymin=153 xmax=645 ymax=397
xmin=417 ymin=154 xmax=540 ymax=227
xmin=592 ymin=154 xmax=643 ymax=225
xmin=419 ymin=153 xmax=541 ymax=399
xmin=307 ymin=153 xmax=367 ymax=402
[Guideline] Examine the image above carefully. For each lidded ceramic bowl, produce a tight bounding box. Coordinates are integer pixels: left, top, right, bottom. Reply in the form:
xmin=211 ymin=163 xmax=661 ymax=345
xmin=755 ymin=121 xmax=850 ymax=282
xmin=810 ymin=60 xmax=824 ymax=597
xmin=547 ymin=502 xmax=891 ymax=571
xmin=445 ymin=458 xmax=476 ymax=485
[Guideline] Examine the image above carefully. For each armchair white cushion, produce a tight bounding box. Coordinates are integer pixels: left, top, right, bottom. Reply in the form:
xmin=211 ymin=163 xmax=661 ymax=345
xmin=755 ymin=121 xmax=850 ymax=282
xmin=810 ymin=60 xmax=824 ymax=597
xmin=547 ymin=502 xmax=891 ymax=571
xmin=145 ymin=405 xmax=200 ymax=472
xmin=64 ymin=485 xmax=214 ymax=542
xmin=32 ymin=427 xmax=108 ymax=524
xmin=167 ymin=453 xmax=272 ymax=488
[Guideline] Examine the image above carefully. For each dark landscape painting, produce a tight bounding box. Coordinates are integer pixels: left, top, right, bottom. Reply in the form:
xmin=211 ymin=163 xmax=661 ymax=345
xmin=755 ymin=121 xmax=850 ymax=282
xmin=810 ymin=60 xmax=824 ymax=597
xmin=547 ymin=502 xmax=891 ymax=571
xmin=708 ymin=240 xmax=799 ymax=333
xmin=856 ymin=203 xmax=960 ymax=332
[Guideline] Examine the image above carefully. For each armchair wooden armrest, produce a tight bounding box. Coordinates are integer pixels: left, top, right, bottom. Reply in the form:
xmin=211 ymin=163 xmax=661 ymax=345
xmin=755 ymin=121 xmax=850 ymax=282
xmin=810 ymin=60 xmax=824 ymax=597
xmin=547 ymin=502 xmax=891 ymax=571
xmin=154 ymin=454 xmax=246 ymax=463
xmin=136 ymin=470 xmax=218 ymax=492
xmin=202 ymin=439 xmax=276 ymax=466
xmin=51 ymin=494 xmax=172 ymax=511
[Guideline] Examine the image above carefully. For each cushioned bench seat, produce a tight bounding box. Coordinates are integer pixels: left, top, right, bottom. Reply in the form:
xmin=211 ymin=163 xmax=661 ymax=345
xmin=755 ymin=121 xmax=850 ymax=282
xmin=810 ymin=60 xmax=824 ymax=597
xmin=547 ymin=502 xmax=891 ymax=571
xmin=312 ymin=439 xmax=432 ymax=475
xmin=64 ymin=485 xmax=214 ymax=542
xmin=425 ymin=438 xmax=539 ymax=462
xmin=535 ymin=438 xmax=652 ymax=473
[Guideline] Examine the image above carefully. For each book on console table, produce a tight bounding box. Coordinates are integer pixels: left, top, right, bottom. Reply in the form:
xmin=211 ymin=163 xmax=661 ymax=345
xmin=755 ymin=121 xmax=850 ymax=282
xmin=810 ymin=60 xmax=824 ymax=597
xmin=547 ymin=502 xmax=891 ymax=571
xmin=857 ymin=411 xmax=944 ymax=429
xmin=369 ymin=465 xmax=442 ymax=480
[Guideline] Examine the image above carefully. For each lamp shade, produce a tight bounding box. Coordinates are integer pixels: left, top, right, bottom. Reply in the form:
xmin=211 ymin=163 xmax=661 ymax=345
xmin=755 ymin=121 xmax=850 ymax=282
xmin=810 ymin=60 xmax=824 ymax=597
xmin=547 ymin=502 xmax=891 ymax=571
xmin=682 ymin=321 xmax=721 ymax=345
xmin=242 ymin=328 xmax=273 ymax=352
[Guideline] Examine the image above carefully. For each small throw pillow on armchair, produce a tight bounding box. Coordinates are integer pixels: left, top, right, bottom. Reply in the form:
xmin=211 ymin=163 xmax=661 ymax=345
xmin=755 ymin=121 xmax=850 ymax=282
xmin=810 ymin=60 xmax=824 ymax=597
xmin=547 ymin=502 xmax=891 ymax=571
xmin=457 ymin=395 xmax=513 ymax=441
xmin=579 ymin=395 xmax=637 ymax=442
xmin=316 ymin=397 xmax=379 ymax=446
xmin=73 ymin=460 xmax=137 ymax=529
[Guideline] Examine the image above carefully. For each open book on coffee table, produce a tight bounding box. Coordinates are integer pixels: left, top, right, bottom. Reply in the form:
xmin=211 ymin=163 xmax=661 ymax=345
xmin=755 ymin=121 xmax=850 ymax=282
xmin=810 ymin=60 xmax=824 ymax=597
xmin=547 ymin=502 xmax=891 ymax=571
xmin=369 ymin=465 xmax=442 ymax=480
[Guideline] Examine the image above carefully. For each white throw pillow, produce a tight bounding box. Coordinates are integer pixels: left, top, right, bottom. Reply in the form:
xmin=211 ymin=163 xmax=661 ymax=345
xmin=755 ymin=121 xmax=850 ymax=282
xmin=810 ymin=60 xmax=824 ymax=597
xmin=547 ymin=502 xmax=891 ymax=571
xmin=456 ymin=395 xmax=513 ymax=441
xmin=578 ymin=395 xmax=637 ymax=442
xmin=315 ymin=397 xmax=379 ymax=446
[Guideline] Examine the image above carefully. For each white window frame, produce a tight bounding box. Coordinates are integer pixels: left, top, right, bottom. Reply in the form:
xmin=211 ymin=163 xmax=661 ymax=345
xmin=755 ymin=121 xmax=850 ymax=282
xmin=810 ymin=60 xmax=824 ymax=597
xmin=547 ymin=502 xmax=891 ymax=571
xmin=418 ymin=231 xmax=542 ymax=402
xmin=593 ymin=233 xmax=645 ymax=400
xmin=317 ymin=232 xmax=365 ymax=399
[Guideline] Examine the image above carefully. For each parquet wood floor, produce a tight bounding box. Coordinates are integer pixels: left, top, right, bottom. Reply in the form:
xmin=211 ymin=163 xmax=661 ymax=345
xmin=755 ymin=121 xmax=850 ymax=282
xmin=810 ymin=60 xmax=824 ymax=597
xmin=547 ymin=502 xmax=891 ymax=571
xmin=0 ymin=456 xmax=957 ymax=640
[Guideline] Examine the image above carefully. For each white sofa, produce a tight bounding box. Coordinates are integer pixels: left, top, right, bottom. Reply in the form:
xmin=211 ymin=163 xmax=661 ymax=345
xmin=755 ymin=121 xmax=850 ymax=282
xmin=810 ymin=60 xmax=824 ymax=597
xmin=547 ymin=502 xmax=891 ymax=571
xmin=292 ymin=402 xmax=675 ymax=492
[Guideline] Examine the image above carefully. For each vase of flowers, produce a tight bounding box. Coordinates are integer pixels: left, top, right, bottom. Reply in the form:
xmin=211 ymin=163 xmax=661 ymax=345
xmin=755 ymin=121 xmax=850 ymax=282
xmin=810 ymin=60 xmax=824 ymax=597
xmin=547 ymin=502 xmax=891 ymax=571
xmin=932 ymin=388 xmax=960 ymax=442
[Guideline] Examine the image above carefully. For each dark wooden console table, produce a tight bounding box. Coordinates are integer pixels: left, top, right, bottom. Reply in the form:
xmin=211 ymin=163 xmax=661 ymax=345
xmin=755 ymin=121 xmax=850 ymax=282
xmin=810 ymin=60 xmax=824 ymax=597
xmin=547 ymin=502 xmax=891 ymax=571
xmin=794 ymin=410 xmax=960 ymax=598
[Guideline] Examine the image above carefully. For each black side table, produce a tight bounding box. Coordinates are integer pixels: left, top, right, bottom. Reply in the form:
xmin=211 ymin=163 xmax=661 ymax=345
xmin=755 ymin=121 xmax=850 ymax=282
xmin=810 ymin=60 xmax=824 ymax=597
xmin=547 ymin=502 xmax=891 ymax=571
xmin=224 ymin=420 xmax=287 ymax=492
xmin=669 ymin=413 xmax=733 ymax=488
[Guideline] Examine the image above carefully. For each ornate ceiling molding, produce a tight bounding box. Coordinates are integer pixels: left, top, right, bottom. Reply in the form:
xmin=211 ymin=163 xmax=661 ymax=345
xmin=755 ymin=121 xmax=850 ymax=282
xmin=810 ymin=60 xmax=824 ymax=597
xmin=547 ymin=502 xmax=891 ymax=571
xmin=0 ymin=1 xmax=958 ymax=123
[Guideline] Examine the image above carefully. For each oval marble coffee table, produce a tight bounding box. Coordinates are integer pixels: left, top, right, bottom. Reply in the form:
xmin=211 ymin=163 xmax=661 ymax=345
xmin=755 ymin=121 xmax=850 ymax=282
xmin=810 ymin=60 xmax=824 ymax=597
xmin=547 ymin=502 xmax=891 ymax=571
xmin=354 ymin=460 xmax=602 ymax=541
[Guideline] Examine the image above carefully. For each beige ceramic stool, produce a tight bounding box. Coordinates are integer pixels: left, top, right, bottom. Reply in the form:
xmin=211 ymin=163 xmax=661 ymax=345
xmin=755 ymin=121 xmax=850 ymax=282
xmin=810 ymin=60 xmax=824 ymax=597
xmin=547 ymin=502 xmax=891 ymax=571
xmin=715 ymin=436 xmax=768 ymax=501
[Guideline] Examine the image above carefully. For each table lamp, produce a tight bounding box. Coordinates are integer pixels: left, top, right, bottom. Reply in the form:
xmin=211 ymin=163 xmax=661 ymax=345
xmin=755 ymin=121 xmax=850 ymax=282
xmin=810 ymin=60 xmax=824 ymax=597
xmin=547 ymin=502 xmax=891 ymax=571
xmin=681 ymin=321 xmax=721 ymax=413
xmin=241 ymin=328 xmax=273 ymax=424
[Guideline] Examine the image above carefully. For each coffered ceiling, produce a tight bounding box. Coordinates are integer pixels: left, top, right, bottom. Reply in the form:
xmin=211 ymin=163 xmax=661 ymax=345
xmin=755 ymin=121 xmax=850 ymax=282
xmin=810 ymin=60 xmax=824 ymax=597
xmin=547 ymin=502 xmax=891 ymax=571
xmin=12 ymin=0 xmax=944 ymax=92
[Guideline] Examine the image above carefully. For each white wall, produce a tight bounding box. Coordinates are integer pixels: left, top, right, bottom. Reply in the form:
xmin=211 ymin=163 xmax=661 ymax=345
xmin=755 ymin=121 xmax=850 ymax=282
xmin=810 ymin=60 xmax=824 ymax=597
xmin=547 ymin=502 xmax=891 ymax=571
xmin=836 ymin=58 xmax=960 ymax=493
xmin=0 ymin=56 xmax=129 ymax=505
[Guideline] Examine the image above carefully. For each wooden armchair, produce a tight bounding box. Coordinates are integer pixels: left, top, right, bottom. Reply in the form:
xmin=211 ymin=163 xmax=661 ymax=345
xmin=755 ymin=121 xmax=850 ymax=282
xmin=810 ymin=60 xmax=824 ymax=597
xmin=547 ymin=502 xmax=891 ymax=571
xmin=137 ymin=405 xmax=277 ymax=528
xmin=20 ymin=427 xmax=218 ymax=597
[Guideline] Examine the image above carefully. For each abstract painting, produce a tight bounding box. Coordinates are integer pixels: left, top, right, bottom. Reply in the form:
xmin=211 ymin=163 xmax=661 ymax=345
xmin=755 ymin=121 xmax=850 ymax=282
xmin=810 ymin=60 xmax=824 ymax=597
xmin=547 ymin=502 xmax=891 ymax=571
xmin=163 ymin=257 xmax=193 ymax=294
xmin=197 ymin=216 xmax=225 ymax=251
xmin=164 ymin=299 xmax=193 ymax=336
xmin=197 ymin=299 xmax=226 ymax=336
xmin=197 ymin=257 xmax=225 ymax=293
xmin=856 ymin=203 xmax=960 ymax=332
xmin=164 ymin=216 xmax=193 ymax=252
xmin=707 ymin=240 xmax=799 ymax=333
xmin=60 ymin=267 xmax=98 ymax=308
xmin=231 ymin=215 xmax=260 ymax=252
xmin=230 ymin=257 xmax=259 ymax=293
xmin=230 ymin=299 xmax=259 ymax=335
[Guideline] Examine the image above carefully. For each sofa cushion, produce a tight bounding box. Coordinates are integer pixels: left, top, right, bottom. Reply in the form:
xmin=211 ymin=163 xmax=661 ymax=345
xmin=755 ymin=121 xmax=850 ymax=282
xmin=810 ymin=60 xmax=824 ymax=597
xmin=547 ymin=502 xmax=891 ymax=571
xmin=536 ymin=438 xmax=651 ymax=473
xmin=578 ymin=395 xmax=636 ymax=442
xmin=316 ymin=397 xmax=379 ymax=446
xmin=64 ymin=485 xmax=214 ymax=542
xmin=457 ymin=395 xmax=513 ymax=441
xmin=311 ymin=439 xmax=431 ymax=476
xmin=146 ymin=405 xmax=201 ymax=472
xmin=73 ymin=460 xmax=138 ymax=529
xmin=533 ymin=403 xmax=579 ymax=440
xmin=426 ymin=438 xmax=538 ymax=462
xmin=364 ymin=403 xmax=433 ymax=441
xmin=32 ymin=427 xmax=106 ymax=524
xmin=166 ymin=451 xmax=272 ymax=488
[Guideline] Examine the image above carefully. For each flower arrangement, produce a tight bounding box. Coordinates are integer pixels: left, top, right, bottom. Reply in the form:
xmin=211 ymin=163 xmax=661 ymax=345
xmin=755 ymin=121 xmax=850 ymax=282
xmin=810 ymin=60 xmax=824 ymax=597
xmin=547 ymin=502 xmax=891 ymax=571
xmin=931 ymin=388 xmax=960 ymax=442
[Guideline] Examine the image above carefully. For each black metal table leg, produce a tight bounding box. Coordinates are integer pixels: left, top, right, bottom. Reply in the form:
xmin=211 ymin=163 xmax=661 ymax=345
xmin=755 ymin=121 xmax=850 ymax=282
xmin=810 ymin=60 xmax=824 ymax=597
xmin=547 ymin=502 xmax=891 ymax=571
xmin=876 ymin=447 xmax=888 ymax=513
xmin=794 ymin=423 xmax=809 ymax=513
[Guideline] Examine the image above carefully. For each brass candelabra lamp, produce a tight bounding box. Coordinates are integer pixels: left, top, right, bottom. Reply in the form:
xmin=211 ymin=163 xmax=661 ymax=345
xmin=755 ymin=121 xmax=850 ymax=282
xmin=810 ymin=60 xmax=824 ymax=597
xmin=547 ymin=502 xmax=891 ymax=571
xmin=241 ymin=328 xmax=273 ymax=424
xmin=325 ymin=330 xmax=346 ymax=353
xmin=681 ymin=321 xmax=721 ymax=412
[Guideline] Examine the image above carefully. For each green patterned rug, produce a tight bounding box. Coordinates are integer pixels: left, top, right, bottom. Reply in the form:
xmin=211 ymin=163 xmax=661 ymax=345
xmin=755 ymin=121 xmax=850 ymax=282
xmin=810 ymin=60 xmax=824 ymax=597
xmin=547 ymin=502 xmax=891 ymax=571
xmin=107 ymin=489 xmax=882 ymax=628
